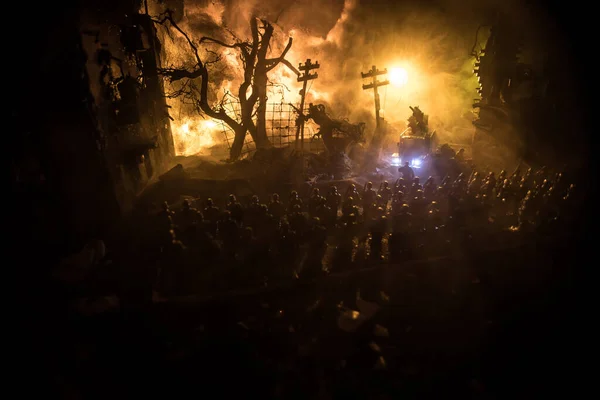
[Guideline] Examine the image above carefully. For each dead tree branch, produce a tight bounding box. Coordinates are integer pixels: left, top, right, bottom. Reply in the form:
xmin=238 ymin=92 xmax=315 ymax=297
xmin=279 ymin=59 xmax=300 ymax=76
xmin=152 ymin=10 xmax=243 ymax=136
xmin=265 ymin=37 xmax=293 ymax=72
xmin=152 ymin=11 xmax=295 ymax=160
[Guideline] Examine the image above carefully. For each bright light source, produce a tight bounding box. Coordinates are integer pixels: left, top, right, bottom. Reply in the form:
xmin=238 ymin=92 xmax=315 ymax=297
xmin=391 ymin=156 xmax=401 ymax=166
xmin=203 ymin=119 xmax=218 ymax=129
xmin=412 ymin=158 xmax=422 ymax=167
xmin=389 ymin=67 xmax=408 ymax=87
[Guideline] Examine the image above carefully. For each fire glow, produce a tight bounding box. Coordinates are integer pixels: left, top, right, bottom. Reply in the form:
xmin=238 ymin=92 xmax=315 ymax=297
xmin=389 ymin=67 xmax=408 ymax=87
xmin=149 ymin=0 xmax=481 ymax=156
xmin=172 ymin=118 xmax=222 ymax=156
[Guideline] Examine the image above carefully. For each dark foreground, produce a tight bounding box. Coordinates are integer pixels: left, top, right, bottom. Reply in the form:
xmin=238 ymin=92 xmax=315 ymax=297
xmin=20 ymin=231 xmax=587 ymax=400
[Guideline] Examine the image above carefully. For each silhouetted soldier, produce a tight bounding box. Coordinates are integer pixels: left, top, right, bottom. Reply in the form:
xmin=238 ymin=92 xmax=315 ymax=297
xmin=332 ymin=222 xmax=356 ymax=271
xmin=423 ymin=176 xmax=436 ymax=200
xmin=510 ymin=166 xmax=522 ymax=184
xmin=237 ymin=227 xmax=260 ymax=269
xmin=362 ymin=182 xmax=377 ymax=220
xmin=203 ymin=198 xmax=221 ymax=236
xmin=345 ymin=183 xmax=361 ymax=204
xmin=468 ymin=171 xmax=482 ymax=194
xmin=390 ymin=204 xmax=412 ymax=261
xmin=302 ymin=218 xmax=328 ymax=278
xmin=316 ymin=202 xmax=332 ymax=228
xmin=398 ymin=161 xmax=415 ymax=181
xmin=373 ymin=204 xmax=386 ymax=220
xmin=518 ymin=190 xmax=536 ymax=231
xmin=246 ymin=195 xmax=262 ymax=229
xmin=308 ymin=188 xmax=325 ymax=217
xmin=410 ymin=190 xmax=428 ymax=230
xmin=341 ymin=197 xmax=359 ymax=224
xmin=254 ymin=204 xmax=275 ymax=240
xmin=160 ymin=229 xmax=187 ymax=295
xmin=289 ymin=204 xmax=308 ymax=241
xmin=391 ymin=191 xmax=405 ymax=215
xmin=268 ymin=193 xmax=285 ymax=221
xmin=370 ymin=215 xmax=387 ymax=261
xmin=275 ymin=222 xmax=298 ymax=273
xmin=410 ymin=177 xmax=422 ymax=196
xmin=426 ymin=201 xmax=442 ymax=230
xmin=226 ymin=194 xmax=244 ymax=226
xmin=496 ymin=170 xmax=507 ymax=192
xmin=189 ymin=223 xmax=220 ymax=265
xmin=254 ymin=204 xmax=277 ymax=266
xmin=177 ymin=199 xmax=203 ymax=245
xmin=217 ymin=211 xmax=239 ymax=261
xmin=288 ymin=190 xmax=303 ymax=213
xmin=378 ymin=181 xmax=393 ymax=209
xmin=326 ymin=186 xmax=342 ymax=224
xmin=395 ymin=177 xmax=407 ymax=193
xmin=484 ymin=172 xmax=496 ymax=197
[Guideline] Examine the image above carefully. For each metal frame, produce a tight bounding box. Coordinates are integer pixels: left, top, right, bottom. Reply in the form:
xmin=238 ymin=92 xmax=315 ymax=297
xmin=214 ymin=100 xmax=321 ymax=157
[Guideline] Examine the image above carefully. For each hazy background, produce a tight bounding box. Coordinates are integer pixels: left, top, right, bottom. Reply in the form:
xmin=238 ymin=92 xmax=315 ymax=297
xmin=154 ymin=0 xmax=583 ymax=155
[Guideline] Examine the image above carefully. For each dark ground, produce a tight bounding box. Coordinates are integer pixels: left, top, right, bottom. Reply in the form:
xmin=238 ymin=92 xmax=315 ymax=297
xmin=18 ymin=225 xmax=589 ymax=399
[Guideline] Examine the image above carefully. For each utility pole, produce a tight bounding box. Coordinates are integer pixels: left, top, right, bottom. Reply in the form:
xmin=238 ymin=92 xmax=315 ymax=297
xmin=295 ymin=59 xmax=319 ymax=150
xmin=361 ymin=65 xmax=389 ymax=132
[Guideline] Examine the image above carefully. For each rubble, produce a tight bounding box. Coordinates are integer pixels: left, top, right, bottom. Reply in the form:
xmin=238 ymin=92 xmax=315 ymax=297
xmin=159 ymin=163 xmax=188 ymax=181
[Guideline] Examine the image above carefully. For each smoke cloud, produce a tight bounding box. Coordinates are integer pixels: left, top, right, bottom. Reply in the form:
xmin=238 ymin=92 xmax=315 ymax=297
xmin=152 ymin=0 xmax=574 ymax=155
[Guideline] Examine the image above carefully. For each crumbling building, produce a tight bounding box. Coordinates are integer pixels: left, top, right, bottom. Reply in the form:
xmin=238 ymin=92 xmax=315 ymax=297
xmin=11 ymin=0 xmax=175 ymax=256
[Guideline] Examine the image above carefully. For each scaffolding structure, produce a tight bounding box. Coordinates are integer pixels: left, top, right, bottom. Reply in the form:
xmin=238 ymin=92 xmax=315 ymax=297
xmin=212 ymin=100 xmax=322 ymax=157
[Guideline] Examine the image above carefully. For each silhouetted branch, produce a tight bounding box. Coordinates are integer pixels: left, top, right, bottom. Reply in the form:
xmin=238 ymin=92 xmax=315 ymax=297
xmin=204 ymin=49 xmax=222 ymax=66
xmin=158 ymin=67 xmax=204 ymax=82
xmin=153 ymin=10 xmax=203 ymax=68
xmin=265 ymin=37 xmax=293 ymax=71
xmin=279 ymin=59 xmax=300 ymax=76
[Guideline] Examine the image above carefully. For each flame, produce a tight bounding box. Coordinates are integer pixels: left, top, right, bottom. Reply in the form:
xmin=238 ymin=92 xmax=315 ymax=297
xmin=149 ymin=0 xmax=367 ymax=156
xmin=171 ymin=117 xmax=222 ymax=156
xmin=147 ymin=0 xmax=483 ymax=155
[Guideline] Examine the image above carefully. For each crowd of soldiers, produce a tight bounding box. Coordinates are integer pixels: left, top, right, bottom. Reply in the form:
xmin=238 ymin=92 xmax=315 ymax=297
xmin=146 ymin=165 xmax=578 ymax=295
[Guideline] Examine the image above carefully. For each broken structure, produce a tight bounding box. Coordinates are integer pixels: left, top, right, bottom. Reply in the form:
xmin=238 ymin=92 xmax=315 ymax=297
xmin=11 ymin=0 xmax=175 ymax=254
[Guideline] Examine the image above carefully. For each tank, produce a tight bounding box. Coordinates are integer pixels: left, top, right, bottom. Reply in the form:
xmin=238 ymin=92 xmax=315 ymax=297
xmin=389 ymin=106 xmax=437 ymax=168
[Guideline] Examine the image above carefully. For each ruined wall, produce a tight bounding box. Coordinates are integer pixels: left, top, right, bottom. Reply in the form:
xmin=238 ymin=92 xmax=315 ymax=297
xmin=80 ymin=3 xmax=175 ymax=213
xmin=10 ymin=0 xmax=175 ymax=257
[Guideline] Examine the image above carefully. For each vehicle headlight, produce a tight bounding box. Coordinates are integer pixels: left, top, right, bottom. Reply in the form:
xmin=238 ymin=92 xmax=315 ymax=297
xmin=412 ymin=158 xmax=422 ymax=167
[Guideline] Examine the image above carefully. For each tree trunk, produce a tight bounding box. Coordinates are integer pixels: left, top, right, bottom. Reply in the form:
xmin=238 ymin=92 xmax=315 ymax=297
xmin=229 ymin=126 xmax=247 ymax=160
xmin=254 ymin=75 xmax=270 ymax=148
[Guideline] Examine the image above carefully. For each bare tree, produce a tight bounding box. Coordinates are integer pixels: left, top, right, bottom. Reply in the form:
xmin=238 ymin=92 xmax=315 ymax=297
xmin=154 ymin=11 xmax=292 ymax=160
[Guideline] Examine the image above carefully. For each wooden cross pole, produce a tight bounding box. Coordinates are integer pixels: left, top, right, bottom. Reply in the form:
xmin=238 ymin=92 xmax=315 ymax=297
xmin=296 ymin=59 xmax=319 ymax=150
xmin=361 ymin=65 xmax=389 ymax=131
